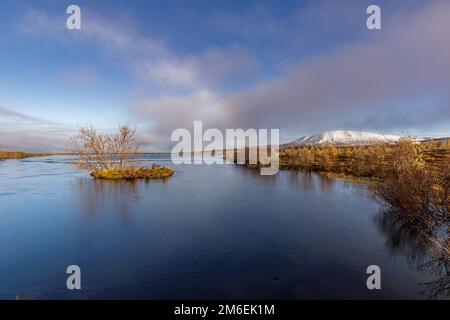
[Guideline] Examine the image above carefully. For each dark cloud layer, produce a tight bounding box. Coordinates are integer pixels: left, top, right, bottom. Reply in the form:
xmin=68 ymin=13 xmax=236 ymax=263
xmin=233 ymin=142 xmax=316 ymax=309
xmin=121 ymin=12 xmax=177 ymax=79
xmin=133 ymin=1 xmax=450 ymax=146
xmin=223 ymin=1 xmax=450 ymax=133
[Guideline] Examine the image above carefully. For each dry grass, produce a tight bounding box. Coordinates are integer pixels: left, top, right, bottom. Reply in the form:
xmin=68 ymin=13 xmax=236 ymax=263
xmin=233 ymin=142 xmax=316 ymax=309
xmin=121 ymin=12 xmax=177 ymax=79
xmin=0 ymin=151 xmax=49 ymax=160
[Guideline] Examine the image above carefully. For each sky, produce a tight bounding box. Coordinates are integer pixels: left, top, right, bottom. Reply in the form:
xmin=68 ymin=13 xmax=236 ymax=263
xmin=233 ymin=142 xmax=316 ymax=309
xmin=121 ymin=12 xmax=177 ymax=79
xmin=0 ymin=0 xmax=450 ymax=152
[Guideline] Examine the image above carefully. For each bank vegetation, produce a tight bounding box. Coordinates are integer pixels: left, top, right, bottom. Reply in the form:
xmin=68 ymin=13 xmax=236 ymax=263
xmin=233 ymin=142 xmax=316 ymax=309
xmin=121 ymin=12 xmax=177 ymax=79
xmin=249 ymin=138 xmax=450 ymax=262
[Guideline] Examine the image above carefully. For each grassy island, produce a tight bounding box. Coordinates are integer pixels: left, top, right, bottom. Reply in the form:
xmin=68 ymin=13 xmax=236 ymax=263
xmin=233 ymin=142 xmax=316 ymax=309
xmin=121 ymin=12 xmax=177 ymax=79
xmin=70 ymin=124 xmax=174 ymax=181
xmin=91 ymin=165 xmax=174 ymax=180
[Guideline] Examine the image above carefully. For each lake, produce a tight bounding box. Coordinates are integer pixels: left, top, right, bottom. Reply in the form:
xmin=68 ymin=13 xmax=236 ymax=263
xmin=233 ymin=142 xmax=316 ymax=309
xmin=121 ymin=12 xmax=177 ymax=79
xmin=0 ymin=155 xmax=447 ymax=299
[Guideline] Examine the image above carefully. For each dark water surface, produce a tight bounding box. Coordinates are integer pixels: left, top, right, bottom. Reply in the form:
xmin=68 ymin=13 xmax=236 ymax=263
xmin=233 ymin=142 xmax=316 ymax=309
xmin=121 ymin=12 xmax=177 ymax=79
xmin=0 ymin=155 xmax=447 ymax=299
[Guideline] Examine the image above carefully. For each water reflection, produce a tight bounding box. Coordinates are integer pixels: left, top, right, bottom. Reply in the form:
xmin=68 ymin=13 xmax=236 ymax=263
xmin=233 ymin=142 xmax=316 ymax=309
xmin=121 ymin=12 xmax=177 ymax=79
xmin=73 ymin=178 xmax=170 ymax=221
xmin=74 ymin=179 xmax=137 ymax=221
xmin=375 ymin=210 xmax=449 ymax=299
xmin=287 ymin=172 xmax=323 ymax=193
xmin=1 ymin=156 xmax=448 ymax=299
xmin=235 ymin=167 xmax=347 ymax=196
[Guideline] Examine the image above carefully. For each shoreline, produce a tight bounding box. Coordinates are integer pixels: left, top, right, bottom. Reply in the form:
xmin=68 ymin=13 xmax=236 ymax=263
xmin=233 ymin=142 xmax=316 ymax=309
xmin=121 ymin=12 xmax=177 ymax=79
xmin=0 ymin=151 xmax=51 ymax=160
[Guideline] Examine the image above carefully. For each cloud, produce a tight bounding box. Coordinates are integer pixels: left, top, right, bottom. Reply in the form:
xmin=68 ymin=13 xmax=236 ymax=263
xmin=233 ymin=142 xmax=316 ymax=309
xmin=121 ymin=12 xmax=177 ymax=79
xmin=17 ymin=8 xmax=66 ymax=41
xmin=135 ymin=59 xmax=198 ymax=88
xmin=14 ymin=1 xmax=450 ymax=151
xmin=133 ymin=1 xmax=450 ymax=144
xmin=0 ymin=106 xmax=74 ymax=152
xmin=197 ymin=46 xmax=259 ymax=87
xmin=0 ymin=105 xmax=51 ymax=123
xmin=18 ymin=7 xmax=258 ymax=90
xmin=133 ymin=90 xmax=225 ymax=134
xmin=15 ymin=5 xmax=260 ymax=150
xmin=133 ymin=45 xmax=258 ymax=89
xmin=218 ymin=1 xmax=450 ymax=133
xmin=18 ymin=7 xmax=166 ymax=55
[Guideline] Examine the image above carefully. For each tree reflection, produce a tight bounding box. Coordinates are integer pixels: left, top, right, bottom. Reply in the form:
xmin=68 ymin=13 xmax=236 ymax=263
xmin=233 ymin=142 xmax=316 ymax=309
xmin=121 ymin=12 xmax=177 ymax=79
xmin=74 ymin=178 xmax=140 ymax=221
xmin=375 ymin=210 xmax=449 ymax=299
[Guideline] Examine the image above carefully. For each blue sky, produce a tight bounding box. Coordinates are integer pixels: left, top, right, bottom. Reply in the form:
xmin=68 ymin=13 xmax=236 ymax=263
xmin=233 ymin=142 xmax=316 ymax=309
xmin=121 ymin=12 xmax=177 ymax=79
xmin=0 ymin=0 xmax=449 ymax=151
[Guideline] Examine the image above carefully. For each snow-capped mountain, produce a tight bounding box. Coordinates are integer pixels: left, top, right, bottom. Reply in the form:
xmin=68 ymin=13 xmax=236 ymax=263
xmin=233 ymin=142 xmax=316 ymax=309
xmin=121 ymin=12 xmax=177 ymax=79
xmin=283 ymin=130 xmax=403 ymax=147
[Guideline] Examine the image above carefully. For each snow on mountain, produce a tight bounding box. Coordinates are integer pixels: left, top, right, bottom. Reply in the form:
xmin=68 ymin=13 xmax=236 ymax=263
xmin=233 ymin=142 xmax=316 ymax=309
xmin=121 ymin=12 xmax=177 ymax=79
xmin=283 ymin=130 xmax=403 ymax=147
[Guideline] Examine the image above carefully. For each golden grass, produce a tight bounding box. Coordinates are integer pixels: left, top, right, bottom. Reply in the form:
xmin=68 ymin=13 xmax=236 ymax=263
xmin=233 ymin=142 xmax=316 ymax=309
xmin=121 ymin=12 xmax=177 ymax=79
xmin=279 ymin=140 xmax=450 ymax=179
xmin=90 ymin=166 xmax=174 ymax=180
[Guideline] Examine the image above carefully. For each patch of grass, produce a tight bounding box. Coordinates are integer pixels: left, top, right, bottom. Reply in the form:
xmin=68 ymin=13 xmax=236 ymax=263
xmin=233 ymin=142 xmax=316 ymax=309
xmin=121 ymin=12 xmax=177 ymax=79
xmin=0 ymin=151 xmax=49 ymax=160
xmin=90 ymin=165 xmax=174 ymax=180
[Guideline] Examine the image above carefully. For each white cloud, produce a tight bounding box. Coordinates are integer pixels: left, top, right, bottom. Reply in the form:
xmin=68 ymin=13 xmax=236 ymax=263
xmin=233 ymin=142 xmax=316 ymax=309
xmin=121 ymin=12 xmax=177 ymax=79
xmin=18 ymin=7 xmax=258 ymax=91
xmin=135 ymin=59 xmax=199 ymax=88
xmin=133 ymin=46 xmax=258 ymax=89
xmin=0 ymin=106 xmax=74 ymax=152
xmin=133 ymin=89 xmax=224 ymax=133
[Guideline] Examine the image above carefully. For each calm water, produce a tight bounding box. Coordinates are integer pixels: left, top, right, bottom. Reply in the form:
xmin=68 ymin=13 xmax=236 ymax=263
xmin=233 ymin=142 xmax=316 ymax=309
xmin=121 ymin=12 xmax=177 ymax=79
xmin=0 ymin=155 xmax=447 ymax=299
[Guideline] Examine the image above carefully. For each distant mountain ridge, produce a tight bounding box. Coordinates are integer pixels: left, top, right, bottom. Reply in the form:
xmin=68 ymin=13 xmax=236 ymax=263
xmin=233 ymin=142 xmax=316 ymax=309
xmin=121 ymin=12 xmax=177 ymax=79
xmin=283 ymin=130 xmax=403 ymax=147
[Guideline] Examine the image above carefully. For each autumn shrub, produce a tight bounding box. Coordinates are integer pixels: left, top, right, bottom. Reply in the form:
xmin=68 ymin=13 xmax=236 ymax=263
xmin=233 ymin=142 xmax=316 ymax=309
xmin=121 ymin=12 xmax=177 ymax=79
xmin=70 ymin=124 xmax=173 ymax=180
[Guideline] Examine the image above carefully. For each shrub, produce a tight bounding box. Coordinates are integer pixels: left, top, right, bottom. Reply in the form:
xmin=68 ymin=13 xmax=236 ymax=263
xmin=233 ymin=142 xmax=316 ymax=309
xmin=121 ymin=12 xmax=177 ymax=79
xmin=70 ymin=125 xmax=174 ymax=180
xmin=70 ymin=124 xmax=140 ymax=171
xmin=372 ymin=140 xmax=449 ymax=263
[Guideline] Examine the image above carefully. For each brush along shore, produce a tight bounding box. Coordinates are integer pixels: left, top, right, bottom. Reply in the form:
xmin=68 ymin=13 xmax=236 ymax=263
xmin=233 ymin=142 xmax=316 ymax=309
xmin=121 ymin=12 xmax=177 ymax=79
xmin=233 ymin=139 xmax=450 ymax=262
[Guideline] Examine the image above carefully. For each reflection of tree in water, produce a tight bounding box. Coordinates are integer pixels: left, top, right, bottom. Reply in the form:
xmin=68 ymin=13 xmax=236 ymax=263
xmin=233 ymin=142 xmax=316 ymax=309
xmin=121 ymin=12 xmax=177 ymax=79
xmin=284 ymin=171 xmax=336 ymax=193
xmin=414 ymin=254 xmax=449 ymax=299
xmin=74 ymin=178 xmax=145 ymax=222
xmin=375 ymin=210 xmax=449 ymax=299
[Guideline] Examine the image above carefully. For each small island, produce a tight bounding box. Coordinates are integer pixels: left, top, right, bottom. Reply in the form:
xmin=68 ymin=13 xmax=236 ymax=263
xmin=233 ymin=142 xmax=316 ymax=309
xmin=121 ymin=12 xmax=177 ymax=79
xmin=70 ymin=124 xmax=174 ymax=180
xmin=91 ymin=165 xmax=173 ymax=180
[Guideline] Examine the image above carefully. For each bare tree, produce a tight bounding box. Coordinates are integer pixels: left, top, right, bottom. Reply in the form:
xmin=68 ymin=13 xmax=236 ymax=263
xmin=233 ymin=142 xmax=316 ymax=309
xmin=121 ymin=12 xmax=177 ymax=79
xmin=70 ymin=124 xmax=140 ymax=171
